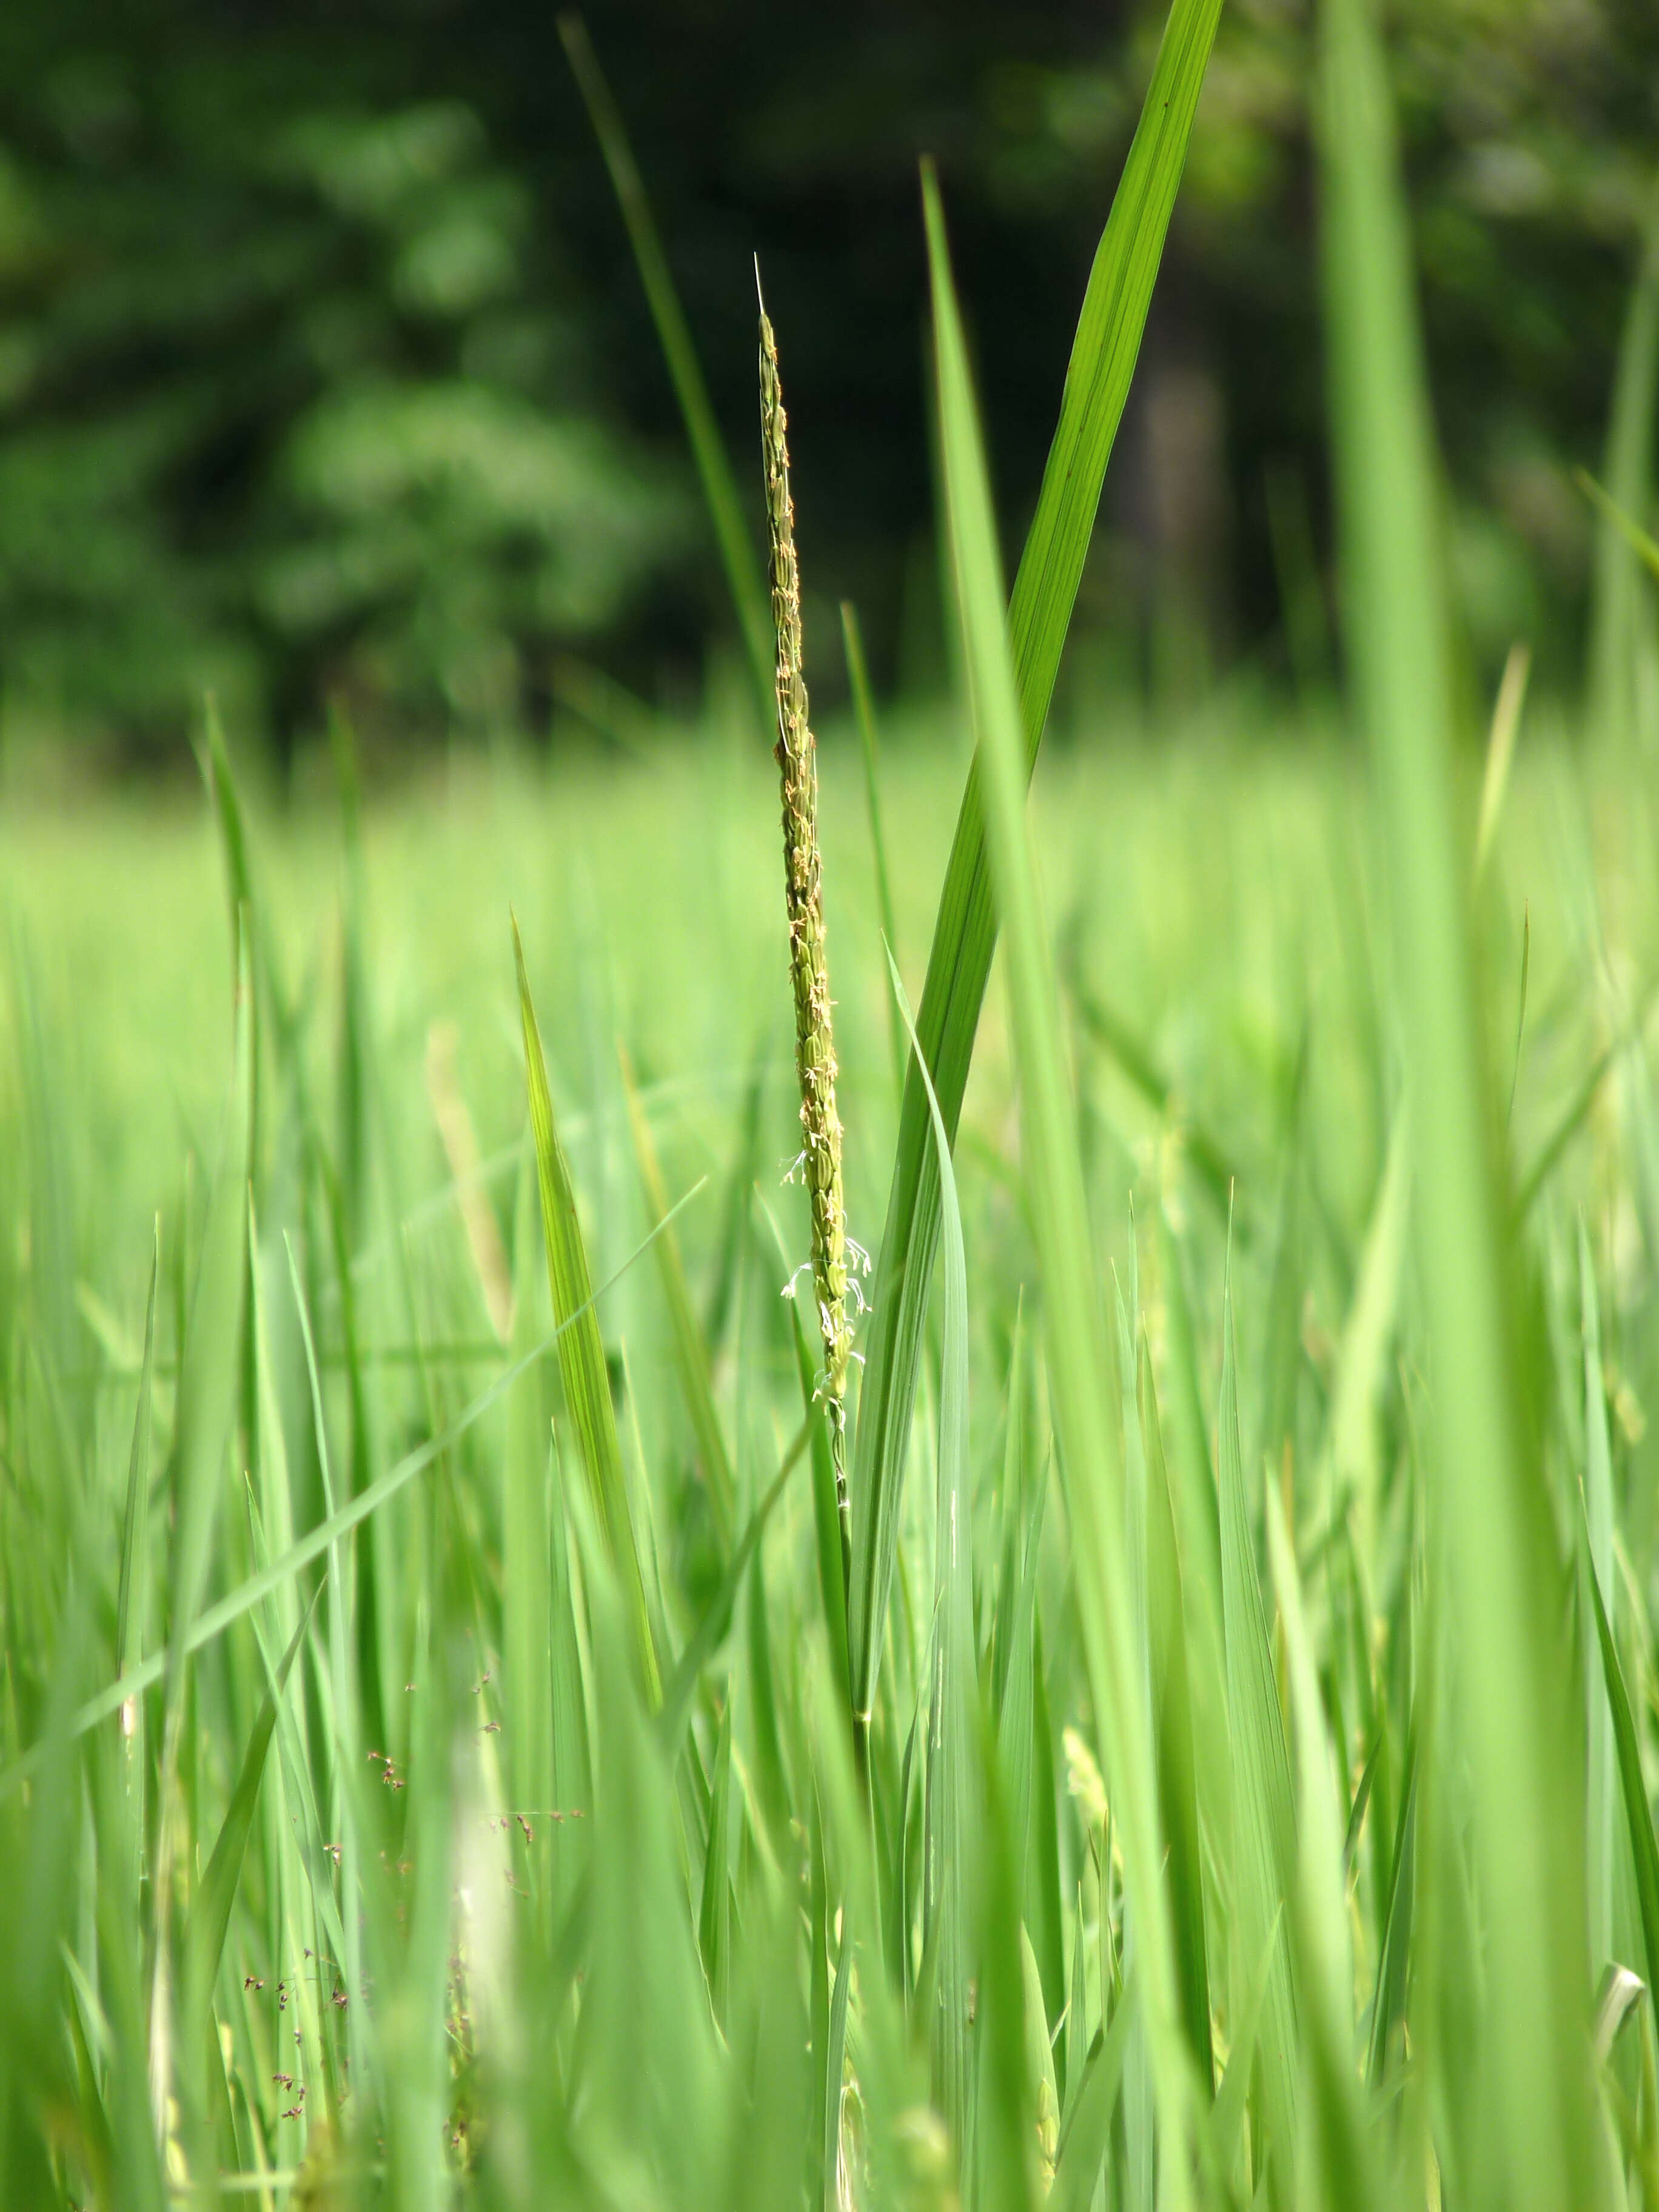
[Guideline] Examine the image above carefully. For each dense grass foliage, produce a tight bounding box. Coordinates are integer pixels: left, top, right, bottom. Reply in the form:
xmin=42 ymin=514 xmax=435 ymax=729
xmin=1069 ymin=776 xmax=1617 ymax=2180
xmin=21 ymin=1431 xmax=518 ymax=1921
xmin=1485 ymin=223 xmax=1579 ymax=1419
xmin=3 ymin=682 xmax=1657 ymax=2210
xmin=4 ymin=1 xmax=1659 ymax=2206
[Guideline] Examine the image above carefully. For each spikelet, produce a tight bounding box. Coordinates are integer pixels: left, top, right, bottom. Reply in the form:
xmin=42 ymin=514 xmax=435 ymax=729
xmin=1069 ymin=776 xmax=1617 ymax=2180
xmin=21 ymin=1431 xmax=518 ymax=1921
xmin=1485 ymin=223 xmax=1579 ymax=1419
xmin=757 ymin=283 xmax=852 ymax=1500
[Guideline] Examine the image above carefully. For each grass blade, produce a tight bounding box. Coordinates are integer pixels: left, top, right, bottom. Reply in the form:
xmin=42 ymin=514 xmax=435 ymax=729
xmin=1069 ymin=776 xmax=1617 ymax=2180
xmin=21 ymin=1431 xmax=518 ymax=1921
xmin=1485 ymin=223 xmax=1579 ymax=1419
xmin=162 ymin=945 xmax=253 ymax=1708
xmin=621 ymin=1045 xmax=736 ymax=1551
xmin=993 ymin=1410 xmax=1049 ymax=1950
xmin=754 ymin=1187 xmax=851 ymax=1700
xmin=1050 ymin=1986 xmax=1135 ymax=2212
xmin=656 ymin=1411 xmax=813 ymax=1757
xmin=1140 ymin=1336 xmax=1213 ymax=2094
xmin=1584 ymin=1524 xmax=1659 ymax=2042
xmin=113 ymin=1231 xmax=159 ymax=1898
xmin=1071 ymin=984 xmax=1237 ymax=1219
xmin=745 ymin=1539 xmax=789 ymax=1845
xmin=822 ymin=1911 xmax=850 ymax=2211
xmin=1217 ymin=1284 xmax=1299 ymax=2189
xmin=842 ymin=601 xmax=907 ymax=1092
xmin=1515 ymin=972 xmax=1659 ymax=1215
xmin=3 ymin=1182 xmax=704 ymax=1790
xmin=705 ymin=1042 xmax=769 ymax=1359
xmin=847 ymin=0 xmax=1221 ymax=1761
xmin=1473 ymin=642 xmax=1531 ymax=883
xmin=697 ymin=1692 xmax=734 ymax=2027
xmin=1320 ymin=0 xmax=1595 ymax=2197
xmin=566 ymin=1470 xmax=722 ymax=2195
xmin=514 ymin=916 xmax=660 ymax=1705
xmin=183 ymin=1594 xmax=318 ymax=2070
xmin=1266 ymin=1480 xmax=1381 ymax=2212
xmin=1582 ymin=1225 xmax=1618 ymax=1974
xmin=975 ymin=1717 xmax=1038 ymax=2212
xmin=1207 ymin=1914 xmax=1280 ymax=2192
xmin=148 ymin=936 xmax=253 ymax=2137
xmin=1365 ymin=1728 xmax=1417 ymax=2086
xmin=919 ymin=167 xmax=1191 ymax=2194
xmin=503 ymin=1148 xmax=555 ymax=1891
xmin=1507 ymin=909 xmax=1530 ymax=1133
xmin=557 ymin=12 xmax=773 ymax=722
xmin=283 ymin=1229 xmax=370 ymax=2104
xmin=113 ymin=1232 xmax=159 ymax=1690
xmin=886 ymin=950 xmax=976 ymax=2169
xmin=1578 ymin=464 xmax=1659 ymax=581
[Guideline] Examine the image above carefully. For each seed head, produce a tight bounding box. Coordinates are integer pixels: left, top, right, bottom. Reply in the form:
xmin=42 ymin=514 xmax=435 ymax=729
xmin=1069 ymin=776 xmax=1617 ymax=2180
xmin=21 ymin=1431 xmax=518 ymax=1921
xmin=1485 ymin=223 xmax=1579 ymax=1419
xmin=758 ymin=287 xmax=853 ymax=1475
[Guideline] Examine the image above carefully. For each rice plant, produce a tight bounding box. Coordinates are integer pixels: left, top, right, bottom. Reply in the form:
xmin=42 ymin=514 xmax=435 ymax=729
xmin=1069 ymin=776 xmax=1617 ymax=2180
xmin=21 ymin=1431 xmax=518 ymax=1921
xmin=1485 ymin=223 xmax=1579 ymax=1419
xmin=4 ymin=0 xmax=1659 ymax=2206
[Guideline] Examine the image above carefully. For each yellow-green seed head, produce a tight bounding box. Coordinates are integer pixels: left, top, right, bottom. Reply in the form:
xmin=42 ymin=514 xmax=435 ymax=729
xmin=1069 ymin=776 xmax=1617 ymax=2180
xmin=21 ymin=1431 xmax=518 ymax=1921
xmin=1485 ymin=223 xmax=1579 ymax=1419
xmin=758 ymin=298 xmax=851 ymax=1408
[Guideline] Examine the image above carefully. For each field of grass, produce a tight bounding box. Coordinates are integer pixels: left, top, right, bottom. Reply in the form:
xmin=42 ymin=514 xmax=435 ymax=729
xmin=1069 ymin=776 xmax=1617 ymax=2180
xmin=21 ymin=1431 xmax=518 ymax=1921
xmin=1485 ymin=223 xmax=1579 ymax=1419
xmin=6 ymin=0 xmax=1659 ymax=2205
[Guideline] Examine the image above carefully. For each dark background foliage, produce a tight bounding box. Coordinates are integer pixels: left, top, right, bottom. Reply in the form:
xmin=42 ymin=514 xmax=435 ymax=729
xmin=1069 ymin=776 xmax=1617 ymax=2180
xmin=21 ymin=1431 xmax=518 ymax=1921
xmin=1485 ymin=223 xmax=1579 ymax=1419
xmin=0 ymin=0 xmax=1654 ymax=759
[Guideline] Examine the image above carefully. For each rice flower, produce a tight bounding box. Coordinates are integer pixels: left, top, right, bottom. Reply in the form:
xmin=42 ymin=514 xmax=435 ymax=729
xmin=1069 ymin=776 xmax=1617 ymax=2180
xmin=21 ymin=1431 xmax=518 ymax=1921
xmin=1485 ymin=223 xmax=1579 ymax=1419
xmin=757 ymin=282 xmax=853 ymax=1504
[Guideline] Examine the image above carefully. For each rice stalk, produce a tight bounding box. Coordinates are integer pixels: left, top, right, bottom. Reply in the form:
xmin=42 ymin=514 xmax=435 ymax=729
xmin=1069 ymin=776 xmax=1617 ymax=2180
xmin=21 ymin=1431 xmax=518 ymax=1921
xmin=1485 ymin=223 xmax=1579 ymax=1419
xmin=757 ymin=280 xmax=854 ymax=1569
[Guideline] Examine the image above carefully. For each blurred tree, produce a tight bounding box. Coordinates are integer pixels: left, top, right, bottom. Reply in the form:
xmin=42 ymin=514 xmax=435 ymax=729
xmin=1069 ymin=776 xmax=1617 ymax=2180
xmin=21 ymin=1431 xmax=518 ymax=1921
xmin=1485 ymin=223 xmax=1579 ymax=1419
xmin=1178 ymin=0 xmax=1659 ymax=690
xmin=0 ymin=5 xmax=686 ymax=756
xmin=0 ymin=0 xmax=1652 ymax=757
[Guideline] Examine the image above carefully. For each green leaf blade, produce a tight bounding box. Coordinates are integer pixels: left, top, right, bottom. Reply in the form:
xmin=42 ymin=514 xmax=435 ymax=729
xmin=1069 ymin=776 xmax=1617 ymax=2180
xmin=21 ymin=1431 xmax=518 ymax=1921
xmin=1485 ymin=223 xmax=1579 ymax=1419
xmin=919 ymin=165 xmax=1193 ymax=2196
xmin=846 ymin=0 xmax=1222 ymax=1758
xmin=514 ymin=916 xmax=661 ymax=1706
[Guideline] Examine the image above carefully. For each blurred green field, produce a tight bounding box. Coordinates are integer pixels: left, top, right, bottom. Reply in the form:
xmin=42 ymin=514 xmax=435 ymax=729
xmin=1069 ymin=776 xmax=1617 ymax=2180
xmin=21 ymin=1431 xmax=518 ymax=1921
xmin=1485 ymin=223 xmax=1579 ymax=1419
xmin=1 ymin=696 xmax=1635 ymax=1286
xmin=0 ymin=708 xmax=1604 ymax=1321
xmin=1 ymin=706 xmax=1646 ymax=1358
xmin=0 ymin=721 xmax=1321 ymax=1261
